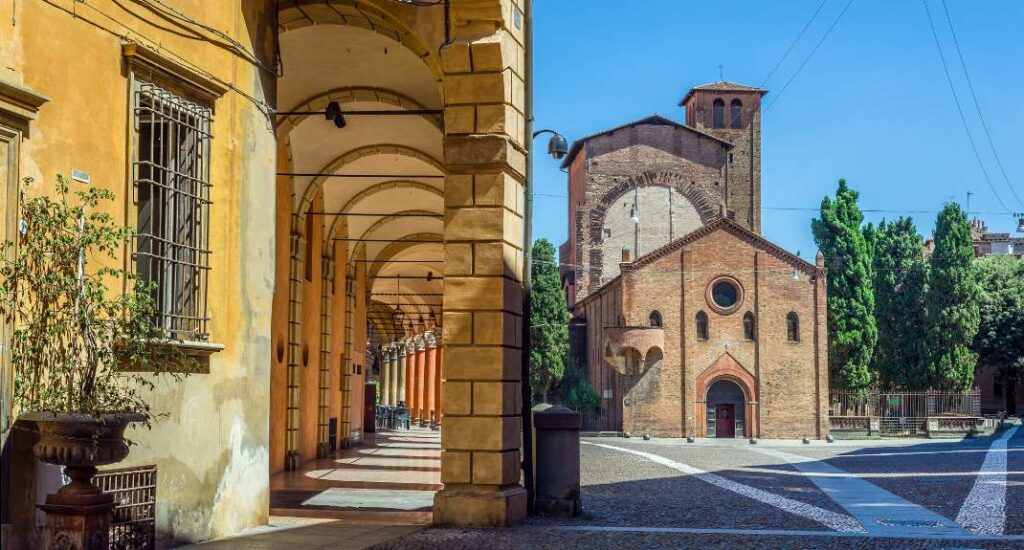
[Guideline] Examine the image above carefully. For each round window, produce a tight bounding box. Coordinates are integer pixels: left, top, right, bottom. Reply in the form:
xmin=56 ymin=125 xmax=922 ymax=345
xmin=706 ymin=277 xmax=743 ymax=313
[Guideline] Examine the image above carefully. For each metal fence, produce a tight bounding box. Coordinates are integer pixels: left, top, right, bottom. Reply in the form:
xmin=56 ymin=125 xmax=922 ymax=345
xmin=830 ymin=390 xmax=980 ymax=417
xmin=561 ymin=403 xmax=603 ymax=432
xmin=94 ymin=465 xmax=157 ymax=550
xmin=830 ymin=390 xmax=980 ymax=436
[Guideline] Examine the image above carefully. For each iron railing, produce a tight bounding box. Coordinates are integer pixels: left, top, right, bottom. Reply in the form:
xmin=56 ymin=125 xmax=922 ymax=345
xmin=94 ymin=465 xmax=157 ymax=550
xmin=829 ymin=389 xmax=981 ymax=418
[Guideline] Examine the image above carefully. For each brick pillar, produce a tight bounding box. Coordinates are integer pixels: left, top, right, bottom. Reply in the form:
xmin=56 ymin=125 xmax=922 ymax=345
xmin=425 ymin=331 xmax=438 ymax=427
xmin=406 ymin=342 xmax=416 ymax=414
xmin=433 ymin=0 xmax=528 ymax=526
xmin=381 ymin=348 xmax=392 ymax=406
xmin=415 ymin=338 xmax=427 ymax=425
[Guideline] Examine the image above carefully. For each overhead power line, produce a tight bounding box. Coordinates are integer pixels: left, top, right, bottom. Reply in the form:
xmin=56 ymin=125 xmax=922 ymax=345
xmin=760 ymin=0 xmax=830 ymax=87
xmin=922 ymin=0 xmax=1011 ymax=213
xmin=939 ymin=0 xmax=1024 ymax=209
xmin=764 ymin=0 xmax=856 ymax=112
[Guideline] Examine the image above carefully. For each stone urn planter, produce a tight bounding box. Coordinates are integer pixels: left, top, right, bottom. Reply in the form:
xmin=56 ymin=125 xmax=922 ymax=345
xmin=21 ymin=411 xmax=144 ymax=550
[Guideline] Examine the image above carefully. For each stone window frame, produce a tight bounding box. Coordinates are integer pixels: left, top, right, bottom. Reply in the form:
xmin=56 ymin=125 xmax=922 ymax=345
xmin=730 ymin=99 xmax=743 ymax=129
xmin=695 ymin=311 xmax=709 ymax=341
xmin=742 ymin=311 xmax=755 ymax=341
xmin=123 ymin=43 xmax=227 ymax=361
xmin=786 ymin=312 xmax=801 ymax=342
xmin=712 ymin=98 xmax=725 ymax=128
xmin=706 ymin=275 xmax=744 ymax=315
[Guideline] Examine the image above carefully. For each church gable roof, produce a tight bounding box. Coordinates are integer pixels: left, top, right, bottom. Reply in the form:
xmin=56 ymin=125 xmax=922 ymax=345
xmin=559 ymin=114 xmax=732 ymax=169
xmin=624 ymin=217 xmax=818 ymax=275
xmin=679 ymin=81 xmax=769 ymax=105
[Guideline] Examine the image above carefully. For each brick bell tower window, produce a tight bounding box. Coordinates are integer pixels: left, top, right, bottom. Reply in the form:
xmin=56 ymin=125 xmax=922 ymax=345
xmin=712 ymin=98 xmax=725 ymax=128
xmin=730 ymin=99 xmax=743 ymax=128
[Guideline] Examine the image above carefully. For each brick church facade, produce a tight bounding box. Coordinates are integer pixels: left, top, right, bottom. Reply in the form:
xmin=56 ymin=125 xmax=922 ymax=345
xmin=563 ymin=81 xmax=829 ymax=439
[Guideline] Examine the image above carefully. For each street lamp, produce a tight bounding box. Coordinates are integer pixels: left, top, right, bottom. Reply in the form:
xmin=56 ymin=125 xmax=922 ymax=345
xmin=533 ymin=129 xmax=568 ymax=160
xmin=1016 ymin=213 xmax=1024 ymax=234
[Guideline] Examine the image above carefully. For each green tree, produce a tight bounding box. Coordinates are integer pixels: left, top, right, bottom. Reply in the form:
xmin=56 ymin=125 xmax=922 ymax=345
xmin=871 ymin=218 xmax=929 ymax=390
xmin=555 ymin=355 xmax=602 ymax=419
xmin=972 ymin=255 xmax=1024 ymax=411
xmin=812 ymin=179 xmax=877 ymax=392
xmin=529 ymin=238 xmax=569 ymax=403
xmin=925 ymin=204 xmax=980 ymax=391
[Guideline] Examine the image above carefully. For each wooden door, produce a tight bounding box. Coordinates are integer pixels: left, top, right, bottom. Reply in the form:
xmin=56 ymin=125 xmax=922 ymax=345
xmin=715 ymin=404 xmax=735 ymax=438
xmin=363 ymin=383 xmax=376 ymax=433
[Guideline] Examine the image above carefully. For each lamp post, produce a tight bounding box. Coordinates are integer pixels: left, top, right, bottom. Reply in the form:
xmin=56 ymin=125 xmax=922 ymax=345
xmin=523 ymin=0 xmax=569 ymax=513
xmin=1016 ymin=213 xmax=1024 ymax=234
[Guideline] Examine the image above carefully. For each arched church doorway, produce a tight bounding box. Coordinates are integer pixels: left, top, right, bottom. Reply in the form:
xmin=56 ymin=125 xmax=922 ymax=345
xmin=706 ymin=379 xmax=746 ymax=438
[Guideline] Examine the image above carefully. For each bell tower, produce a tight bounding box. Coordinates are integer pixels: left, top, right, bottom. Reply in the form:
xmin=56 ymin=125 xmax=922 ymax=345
xmin=680 ymin=82 xmax=767 ymax=233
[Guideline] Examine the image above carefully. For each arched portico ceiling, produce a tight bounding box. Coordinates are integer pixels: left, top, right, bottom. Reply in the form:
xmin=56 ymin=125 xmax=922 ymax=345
xmin=278 ymin=7 xmax=442 ymax=109
xmin=294 ymin=144 xmax=444 ymax=213
xmin=277 ymin=87 xmax=442 ymax=139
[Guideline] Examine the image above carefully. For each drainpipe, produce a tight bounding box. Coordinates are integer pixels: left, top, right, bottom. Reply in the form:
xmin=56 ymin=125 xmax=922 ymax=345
xmin=521 ymin=0 xmax=536 ymax=512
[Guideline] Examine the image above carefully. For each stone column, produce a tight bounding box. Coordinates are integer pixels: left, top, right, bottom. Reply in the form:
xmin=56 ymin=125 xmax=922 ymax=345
xmin=389 ymin=346 xmax=400 ymax=407
xmin=396 ymin=343 xmax=407 ymax=406
xmin=425 ymin=331 xmax=438 ymax=428
xmin=434 ymin=341 xmax=443 ymax=425
xmin=433 ymin=0 xmax=528 ymax=526
xmin=381 ymin=348 xmax=392 ymax=406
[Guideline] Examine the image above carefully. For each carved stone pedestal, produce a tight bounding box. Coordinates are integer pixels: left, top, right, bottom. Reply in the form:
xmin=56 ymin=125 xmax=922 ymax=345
xmin=38 ymin=464 xmax=116 ymax=549
xmin=40 ymin=501 xmax=115 ymax=550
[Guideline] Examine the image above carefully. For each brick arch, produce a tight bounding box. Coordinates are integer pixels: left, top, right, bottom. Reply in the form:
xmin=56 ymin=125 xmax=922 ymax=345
xmin=588 ymin=171 xmax=719 ymax=244
xmin=694 ymin=353 xmax=759 ymax=438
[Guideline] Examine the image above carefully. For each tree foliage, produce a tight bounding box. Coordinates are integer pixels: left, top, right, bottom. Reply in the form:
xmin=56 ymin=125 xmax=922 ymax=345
xmin=812 ymin=179 xmax=877 ymax=392
xmin=529 ymin=238 xmax=569 ymax=403
xmin=924 ymin=204 xmax=980 ymax=391
xmin=0 ymin=176 xmax=197 ymax=423
xmin=972 ymin=255 xmax=1024 ymax=399
xmin=871 ymin=218 xmax=929 ymax=390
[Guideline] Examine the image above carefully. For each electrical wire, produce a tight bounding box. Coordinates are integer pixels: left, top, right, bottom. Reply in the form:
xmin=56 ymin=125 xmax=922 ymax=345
xmin=131 ymin=0 xmax=281 ymax=76
xmin=39 ymin=0 xmax=275 ymax=126
xmin=763 ymin=0 xmax=856 ymax=113
xmin=760 ymin=0 xmax=830 ymax=87
xmin=939 ymin=0 xmax=1024 ymax=209
xmin=922 ymin=0 xmax=1011 ymax=213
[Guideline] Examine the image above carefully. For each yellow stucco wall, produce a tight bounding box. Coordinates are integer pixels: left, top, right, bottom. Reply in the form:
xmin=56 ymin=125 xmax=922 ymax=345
xmin=2 ymin=0 xmax=277 ymax=544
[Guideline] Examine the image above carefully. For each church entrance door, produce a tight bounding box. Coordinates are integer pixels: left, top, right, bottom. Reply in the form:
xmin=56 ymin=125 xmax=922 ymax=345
xmin=715 ymin=404 xmax=735 ymax=438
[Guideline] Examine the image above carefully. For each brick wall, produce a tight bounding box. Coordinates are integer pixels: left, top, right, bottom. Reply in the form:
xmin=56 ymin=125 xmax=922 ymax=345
xmin=573 ymin=221 xmax=828 ymax=439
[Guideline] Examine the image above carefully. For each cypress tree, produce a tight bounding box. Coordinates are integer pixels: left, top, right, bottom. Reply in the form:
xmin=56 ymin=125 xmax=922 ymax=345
xmin=529 ymin=238 xmax=570 ymax=403
xmin=871 ymin=218 xmax=929 ymax=390
xmin=925 ymin=204 xmax=980 ymax=391
xmin=812 ymin=179 xmax=877 ymax=392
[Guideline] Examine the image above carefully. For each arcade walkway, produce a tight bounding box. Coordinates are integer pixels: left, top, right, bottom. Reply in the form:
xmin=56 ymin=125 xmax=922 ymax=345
xmin=269 ymin=427 xmax=441 ymax=525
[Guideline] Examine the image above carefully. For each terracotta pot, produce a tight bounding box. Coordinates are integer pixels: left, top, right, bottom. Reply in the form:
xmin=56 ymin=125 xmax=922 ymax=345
xmin=20 ymin=411 xmax=144 ymax=506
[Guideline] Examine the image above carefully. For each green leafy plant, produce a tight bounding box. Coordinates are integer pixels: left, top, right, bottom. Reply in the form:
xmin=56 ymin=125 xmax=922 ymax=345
xmin=0 ymin=175 xmax=197 ymax=426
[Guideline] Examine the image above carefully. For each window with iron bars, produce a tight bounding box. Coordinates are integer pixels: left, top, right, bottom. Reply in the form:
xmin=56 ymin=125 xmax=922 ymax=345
xmin=132 ymin=80 xmax=212 ymax=342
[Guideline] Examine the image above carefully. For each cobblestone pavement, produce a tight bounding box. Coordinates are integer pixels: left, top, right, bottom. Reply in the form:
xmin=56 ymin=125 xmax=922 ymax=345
xmin=374 ymin=423 xmax=1024 ymax=549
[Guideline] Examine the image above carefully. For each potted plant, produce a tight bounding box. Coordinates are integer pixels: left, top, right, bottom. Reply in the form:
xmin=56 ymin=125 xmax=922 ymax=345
xmin=0 ymin=175 xmax=196 ymax=546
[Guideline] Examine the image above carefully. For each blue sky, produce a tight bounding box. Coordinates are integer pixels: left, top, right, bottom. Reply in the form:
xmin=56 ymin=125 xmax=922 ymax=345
xmin=531 ymin=0 xmax=1024 ymax=259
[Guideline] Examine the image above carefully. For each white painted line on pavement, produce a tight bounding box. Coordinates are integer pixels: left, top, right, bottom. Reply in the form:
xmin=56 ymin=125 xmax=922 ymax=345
xmin=556 ymin=525 xmax=1024 ymax=542
xmin=749 ymin=447 xmax=966 ymax=537
xmin=956 ymin=425 xmax=1020 ymax=535
xmin=583 ymin=441 xmax=865 ymax=533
